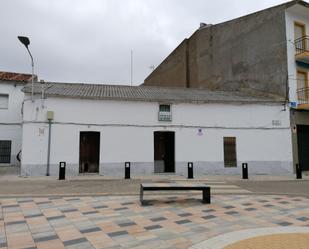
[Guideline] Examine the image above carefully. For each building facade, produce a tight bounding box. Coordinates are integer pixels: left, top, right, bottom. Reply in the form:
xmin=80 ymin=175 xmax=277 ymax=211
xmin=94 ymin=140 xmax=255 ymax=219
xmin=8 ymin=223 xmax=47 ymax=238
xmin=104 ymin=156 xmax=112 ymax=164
xmin=0 ymin=72 xmax=33 ymax=166
xmin=20 ymin=83 xmax=292 ymax=176
xmin=144 ymin=0 xmax=309 ymax=172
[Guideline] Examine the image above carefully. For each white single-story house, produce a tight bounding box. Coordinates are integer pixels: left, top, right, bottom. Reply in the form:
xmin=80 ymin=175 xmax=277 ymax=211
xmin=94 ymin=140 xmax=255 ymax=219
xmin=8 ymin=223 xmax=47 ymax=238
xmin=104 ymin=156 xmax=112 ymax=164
xmin=0 ymin=72 xmax=33 ymax=167
xmin=20 ymin=82 xmax=293 ymax=177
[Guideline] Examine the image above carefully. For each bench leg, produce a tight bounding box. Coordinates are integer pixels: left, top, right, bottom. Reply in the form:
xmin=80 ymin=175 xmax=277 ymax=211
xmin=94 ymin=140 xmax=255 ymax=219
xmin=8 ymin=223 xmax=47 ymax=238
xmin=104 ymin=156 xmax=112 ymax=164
xmin=140 ymin=187 xmax=144 ymax=205
xmin=202 ymin=188 xmax=211 ymax=204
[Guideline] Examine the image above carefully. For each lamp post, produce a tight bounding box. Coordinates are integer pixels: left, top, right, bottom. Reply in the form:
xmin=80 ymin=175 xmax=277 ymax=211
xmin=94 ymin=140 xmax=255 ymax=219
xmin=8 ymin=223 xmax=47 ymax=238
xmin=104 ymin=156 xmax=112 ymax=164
xmin=18 ymin=36 xmax=34 ymax=101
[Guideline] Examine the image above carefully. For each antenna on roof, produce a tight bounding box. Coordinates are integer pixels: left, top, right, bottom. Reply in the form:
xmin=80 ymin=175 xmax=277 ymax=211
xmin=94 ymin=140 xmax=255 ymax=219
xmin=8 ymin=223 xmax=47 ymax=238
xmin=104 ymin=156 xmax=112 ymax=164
xmin=150 ymin=65 xmax=155 ymax=71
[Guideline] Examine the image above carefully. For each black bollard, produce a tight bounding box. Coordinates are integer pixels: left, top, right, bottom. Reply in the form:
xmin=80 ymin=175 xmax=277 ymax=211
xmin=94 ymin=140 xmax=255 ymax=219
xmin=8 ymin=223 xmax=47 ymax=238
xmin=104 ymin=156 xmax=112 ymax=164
xmin=188 ymin=162 xmax=194 ymax=179
xmin=296 ymin=164 xmax=302 ymax=179
xmin=242 ymin=163 xmax=248 ymax=179
xmin=59 ymin=162 xmax=66 ymax=180
xmin=125 ymin=162 xmax=131 ymax=179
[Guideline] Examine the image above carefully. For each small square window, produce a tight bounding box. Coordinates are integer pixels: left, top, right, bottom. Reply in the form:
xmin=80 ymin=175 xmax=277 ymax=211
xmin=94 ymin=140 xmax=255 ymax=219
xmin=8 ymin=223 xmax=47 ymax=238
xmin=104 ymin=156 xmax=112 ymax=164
xmin=0 ymin=94 xmax=8 ymax=109
xmin=159 ymin=104 xmax=171 ymax=112
xmin=158 ymin=104 xmax=172 ymax=122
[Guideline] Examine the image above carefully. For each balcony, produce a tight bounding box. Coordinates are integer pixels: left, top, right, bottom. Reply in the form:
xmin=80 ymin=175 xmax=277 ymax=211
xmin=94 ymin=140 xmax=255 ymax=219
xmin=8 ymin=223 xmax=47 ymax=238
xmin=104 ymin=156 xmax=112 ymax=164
xmin=297 ymin=87 xmax=309 ymax=109
xmin=295 ymin=36 xmax=309 ymax=64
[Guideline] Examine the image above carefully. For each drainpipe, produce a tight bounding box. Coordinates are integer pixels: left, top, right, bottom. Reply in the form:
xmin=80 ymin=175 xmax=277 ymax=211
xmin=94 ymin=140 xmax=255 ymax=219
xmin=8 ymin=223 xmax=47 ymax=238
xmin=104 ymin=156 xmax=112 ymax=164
xmin=46 ymin=111 xmax=54 ymax=176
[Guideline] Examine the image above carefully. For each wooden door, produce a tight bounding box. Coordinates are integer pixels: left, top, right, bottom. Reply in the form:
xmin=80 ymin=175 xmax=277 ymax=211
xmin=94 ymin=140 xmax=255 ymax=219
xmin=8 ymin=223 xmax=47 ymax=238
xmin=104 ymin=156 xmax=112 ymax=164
xmin=297 ymin=125 xmax=309 ymax=171
xmin=79 ymin=132 xmax=100 ymax=173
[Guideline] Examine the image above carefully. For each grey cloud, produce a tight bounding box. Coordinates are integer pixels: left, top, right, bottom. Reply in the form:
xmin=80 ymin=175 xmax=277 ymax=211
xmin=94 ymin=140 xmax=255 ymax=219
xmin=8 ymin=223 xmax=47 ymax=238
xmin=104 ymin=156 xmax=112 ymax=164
xmin=0 ymin=0 xmax=287 ymax=85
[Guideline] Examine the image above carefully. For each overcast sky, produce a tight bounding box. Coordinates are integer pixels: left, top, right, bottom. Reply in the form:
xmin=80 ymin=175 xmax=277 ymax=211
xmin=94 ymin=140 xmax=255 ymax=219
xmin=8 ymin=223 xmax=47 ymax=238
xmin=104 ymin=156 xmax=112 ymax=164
xmin=0 ymin=0 xmax=288 ymax=85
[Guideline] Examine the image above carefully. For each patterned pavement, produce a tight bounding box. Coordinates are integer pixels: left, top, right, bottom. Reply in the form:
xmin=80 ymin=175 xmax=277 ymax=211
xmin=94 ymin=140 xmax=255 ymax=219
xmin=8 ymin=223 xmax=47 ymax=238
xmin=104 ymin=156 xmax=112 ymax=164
xmin=1 ymin=191 xmax=309 ymax=249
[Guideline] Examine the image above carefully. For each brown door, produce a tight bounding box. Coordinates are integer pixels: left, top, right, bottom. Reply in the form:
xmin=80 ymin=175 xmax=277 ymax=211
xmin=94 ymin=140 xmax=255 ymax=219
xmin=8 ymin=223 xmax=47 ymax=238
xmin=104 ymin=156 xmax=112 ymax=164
xmin=79 ymin=132 xmax=100 ymax=173
xmin=154 ymin=131 xmax=175 ymax=173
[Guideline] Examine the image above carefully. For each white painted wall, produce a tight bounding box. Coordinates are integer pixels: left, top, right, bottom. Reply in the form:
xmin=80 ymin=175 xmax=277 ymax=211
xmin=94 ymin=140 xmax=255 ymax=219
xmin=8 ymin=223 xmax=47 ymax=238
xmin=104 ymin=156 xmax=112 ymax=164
xmin=0 ymin=81 xmax=25 ymax=165
xmin=21 ymin=94 xmax=293 ymax=176
xmin=285 ymin=5 xmax=309 ymax=104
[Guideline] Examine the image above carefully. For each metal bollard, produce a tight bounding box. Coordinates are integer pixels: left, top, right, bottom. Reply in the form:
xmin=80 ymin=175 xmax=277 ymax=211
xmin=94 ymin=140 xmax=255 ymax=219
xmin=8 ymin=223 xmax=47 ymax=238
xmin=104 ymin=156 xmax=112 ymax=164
xmin=125 ymin=162 xmax=131 ymax=179
xmin=59 ymin=162 xmax=66 ymax=180
xmin=188 ymin=162 xmax=194 ymax=179
xmin=296 ymin=164 xmax=302 ymax=179
xmin=242 ymin=163 xmax=248 ymax=179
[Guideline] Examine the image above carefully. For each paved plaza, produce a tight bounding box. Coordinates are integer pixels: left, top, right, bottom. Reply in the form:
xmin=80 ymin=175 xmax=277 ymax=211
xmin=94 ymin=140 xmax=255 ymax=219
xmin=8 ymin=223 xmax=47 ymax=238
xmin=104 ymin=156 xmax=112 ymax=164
xmin=1 ymin=188 xmax=309 ymax=248
xmin=0 ymin=175 xmax=309 ymax=248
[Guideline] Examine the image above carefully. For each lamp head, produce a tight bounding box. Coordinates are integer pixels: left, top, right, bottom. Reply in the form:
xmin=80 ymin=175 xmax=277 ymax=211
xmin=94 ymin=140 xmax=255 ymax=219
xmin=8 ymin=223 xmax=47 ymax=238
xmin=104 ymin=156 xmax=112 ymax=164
xmin=18 ymin=36 xmax=30 ymax=48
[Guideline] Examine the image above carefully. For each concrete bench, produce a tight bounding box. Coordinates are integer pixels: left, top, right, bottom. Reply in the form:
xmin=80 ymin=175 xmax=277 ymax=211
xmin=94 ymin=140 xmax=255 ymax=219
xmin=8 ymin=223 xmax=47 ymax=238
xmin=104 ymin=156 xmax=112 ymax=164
xmin=140 ymin=183 xmax=211 ymax=205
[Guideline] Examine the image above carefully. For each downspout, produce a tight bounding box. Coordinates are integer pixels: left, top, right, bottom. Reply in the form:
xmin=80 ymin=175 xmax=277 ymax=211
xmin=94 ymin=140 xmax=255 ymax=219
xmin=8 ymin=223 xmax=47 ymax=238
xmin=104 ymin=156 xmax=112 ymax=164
xmin=46 ymin=119 xmax=52 ymax=176
xmin=46 ymin=111 xmax=54 ymax=176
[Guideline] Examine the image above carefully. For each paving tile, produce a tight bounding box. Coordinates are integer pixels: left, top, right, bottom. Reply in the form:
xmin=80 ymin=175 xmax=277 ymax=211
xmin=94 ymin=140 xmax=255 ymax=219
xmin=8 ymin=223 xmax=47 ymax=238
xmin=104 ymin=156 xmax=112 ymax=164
xmin=175 ymin=219 xmax=191 ymax=224
xmin=25 ymin=214 xmax=44 ymax=219
xmin=67 ymin=198 xmax=80 ymax=202
xmin=118 ymin=221 xmax=137 ymax=227
xmin=63 ymin=237 xmax=88 ymax=246
xmin=245 ymin=208 xmax=257 ymax=211
xmin=33 ymin=234 xmax=59 ymax=243
xmin=82 ymin=211 xmax=98 ymax=215
xmin=93 ymin=205 xmax=108 ymax=209
xmin=2 ymin=205 xmax=19 ymax=209
xmin=107 ymin=230 xmax=129 ymax=237
xmin=150 ymin=217 xmax=166 ymax=222
xmin=298 ymin=217 xmax=309 ymax=222
xmin=277 ymin=221 xmax=293 ymax=226
xmin=121 ymin=202 xmax=135 ymax=206
xmin=178 ymin=212 xmax=192 ymax=217
xmin=223 ymin=205 xmax=235 ymax=209
xmin=46 ymin=215 xmax=65 ymax=221
xmin=80 ymin=227 xmax=102 ymax=234
xmin=36 ymin=201 xmax=51 ymax=205
xmin=264 ymin=204 xmax=274 ymax=207
xmin=114 ymin=207 xmax=128 ymax=211
xmin=225 ymin=211 xmax=239 ymax=215
xmin=5 ymin=220 xmax=26 ymax=226
xmin=144 ymin=225 xmax=162 ymax=230
xmin=61 ymin=208 xmax=78 ymax=213
xmin=202 ymin=215 xmax=216 ymax=220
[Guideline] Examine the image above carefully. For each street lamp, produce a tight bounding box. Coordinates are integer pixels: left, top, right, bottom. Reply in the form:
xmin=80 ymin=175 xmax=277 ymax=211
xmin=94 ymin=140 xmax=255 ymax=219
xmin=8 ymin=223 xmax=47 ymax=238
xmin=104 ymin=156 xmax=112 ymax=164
xmin=18 ymin=36 xmax=34 ymax=101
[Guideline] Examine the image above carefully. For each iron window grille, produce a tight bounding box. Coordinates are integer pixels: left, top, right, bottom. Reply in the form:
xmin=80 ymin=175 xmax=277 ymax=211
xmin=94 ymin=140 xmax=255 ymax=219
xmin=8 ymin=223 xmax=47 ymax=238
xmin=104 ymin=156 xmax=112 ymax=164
xmin=0 ymin=140 xmax=11 ymax=164
xmin=297 ymin=87 xmax=309 ymax=105
xmin=158 ymin=104 xmax=172 ymax=122
xmin=295 ymin=36 xmax=309 ymax=55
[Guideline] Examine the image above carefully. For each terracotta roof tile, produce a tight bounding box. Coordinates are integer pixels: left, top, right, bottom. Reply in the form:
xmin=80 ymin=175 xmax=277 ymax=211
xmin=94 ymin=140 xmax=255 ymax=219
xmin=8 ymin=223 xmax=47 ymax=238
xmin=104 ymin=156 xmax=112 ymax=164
xmin=0 ymin=71 xmax=37 ymax=83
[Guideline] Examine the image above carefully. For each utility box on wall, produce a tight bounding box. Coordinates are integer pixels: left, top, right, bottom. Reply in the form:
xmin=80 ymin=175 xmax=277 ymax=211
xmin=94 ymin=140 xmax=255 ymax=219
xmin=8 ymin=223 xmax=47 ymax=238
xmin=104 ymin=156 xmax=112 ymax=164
xmin=47 ymin=111 xmax=54 ymax=121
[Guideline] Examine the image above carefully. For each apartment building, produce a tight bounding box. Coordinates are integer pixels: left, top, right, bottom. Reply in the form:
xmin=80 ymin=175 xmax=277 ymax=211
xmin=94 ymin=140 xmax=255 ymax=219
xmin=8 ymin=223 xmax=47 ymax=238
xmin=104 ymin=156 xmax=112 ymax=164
xmin=144 ymin=0 xmax=309 ymax=172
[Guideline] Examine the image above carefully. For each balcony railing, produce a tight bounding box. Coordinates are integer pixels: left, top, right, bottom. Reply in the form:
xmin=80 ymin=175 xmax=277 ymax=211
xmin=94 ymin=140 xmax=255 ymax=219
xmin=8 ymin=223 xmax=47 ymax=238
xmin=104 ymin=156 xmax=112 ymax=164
xmin=297 ymin=87 xmax=309 ymax=105
xmin=295 ymin=36 xmax=309 ymax=55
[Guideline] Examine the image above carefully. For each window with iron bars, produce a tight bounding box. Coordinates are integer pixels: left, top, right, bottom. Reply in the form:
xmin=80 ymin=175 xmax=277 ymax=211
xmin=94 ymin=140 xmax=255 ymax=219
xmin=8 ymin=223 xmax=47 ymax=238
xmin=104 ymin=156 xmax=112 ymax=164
xmin=0 ymin=140 xmax=11 ymax=164
xmin=158 ymin=104 xmax=172 ymax=121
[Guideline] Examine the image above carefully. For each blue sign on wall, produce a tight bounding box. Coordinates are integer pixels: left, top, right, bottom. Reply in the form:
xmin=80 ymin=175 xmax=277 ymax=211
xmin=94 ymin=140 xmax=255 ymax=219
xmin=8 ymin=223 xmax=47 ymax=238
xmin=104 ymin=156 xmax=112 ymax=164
xmin=290 ymin=102 xmax=297 ymax=108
